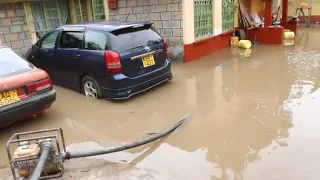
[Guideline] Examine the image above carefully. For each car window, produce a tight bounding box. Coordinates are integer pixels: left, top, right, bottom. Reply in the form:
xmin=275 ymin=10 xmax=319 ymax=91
xmin=41 ymin=31 xmax=59 ymax=49
xmin=0 ymin=48 xmax=34 ymax=78
xmin=84 ymin=30 xmax=108 ymax=50
xmin=109 ymin=27 xmax=162 ymax=53
xmin=59 ymin=31 xmax=83 ymax=49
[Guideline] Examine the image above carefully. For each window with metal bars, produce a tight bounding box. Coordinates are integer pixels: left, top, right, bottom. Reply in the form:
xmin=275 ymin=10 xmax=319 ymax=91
xmin=92 ymin=0 xmax=105 ymax=20
xmin=24 ymin=0 xmax=68 ymax=39
xmin=75 ymin=0 xmax=84 ymax=22
xmin=194 ymin=0 xmax=213 ymax=40
xmin=74 ymin=0 xmax=89 ymax=22
xmin=222 ymin=0 xmax=234 ymax=32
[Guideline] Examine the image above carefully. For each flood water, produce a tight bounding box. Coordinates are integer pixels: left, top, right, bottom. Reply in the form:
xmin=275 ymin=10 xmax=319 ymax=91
xmin=0 ymin=27 xmax=319 ymax=180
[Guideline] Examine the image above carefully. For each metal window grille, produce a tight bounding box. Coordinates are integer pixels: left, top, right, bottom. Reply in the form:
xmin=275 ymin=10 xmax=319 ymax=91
xmin=194 ymin=0 xmax=213 ymax=40
xmin=75 ymin=0 xmax=84 ymax=22
xmin=222 ymin=0 xmax=234 ymax=32
xmin=24 ymin=0 xmax=63 ymax=38
xmin=92 ymin=0 xmax=105 ymax=20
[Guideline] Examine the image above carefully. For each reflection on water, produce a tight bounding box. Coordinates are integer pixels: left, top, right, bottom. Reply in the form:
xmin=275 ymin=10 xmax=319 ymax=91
xmin=175 ymin=45 xmax=294 ymax=179
xmin=283 ymin=39 xmax=295 ymax=46
xmin=0 ymin=28 xmax=320 ymax=180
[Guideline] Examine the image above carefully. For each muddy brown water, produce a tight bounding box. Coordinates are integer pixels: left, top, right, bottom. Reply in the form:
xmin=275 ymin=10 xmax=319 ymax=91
xmin=0 ymin=27 xmax=319 ymax=180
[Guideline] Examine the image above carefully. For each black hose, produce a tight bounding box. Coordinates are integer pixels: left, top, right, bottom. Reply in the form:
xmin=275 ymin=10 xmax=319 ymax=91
xmin=64 ymin=113 xmax=191 ymax=160
xmin=31 ymin=142 xmax=52 ymax=180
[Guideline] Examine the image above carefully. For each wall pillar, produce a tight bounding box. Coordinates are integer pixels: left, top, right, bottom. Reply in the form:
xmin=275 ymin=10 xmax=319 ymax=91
xmin=24 ymin=2 xmax=37 ymax=44
xmin=103 ymin=0 xmax=109 ymax=20
xmin=182 ymin=0 xmax=194 ymax=45
xmin=86 ymin=0 xmax=93 ymax=21
xmin=265 ymin=0 xmax=273 ymax=26
xmin=234 ymin=0 xmax=239 ymax=28
xmin=280 ymin=0 xmax=297 ymax=33
xmin=282 ymin=0 xmax=288 ymax=22
xmin=213 ymin=0 xmax=222 ymax=35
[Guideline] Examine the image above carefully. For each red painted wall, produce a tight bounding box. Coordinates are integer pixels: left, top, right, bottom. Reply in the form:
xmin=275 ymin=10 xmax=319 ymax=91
xmin=184 ymin=31 xmax=232 ymax=63
xmin=246 ymin=27 xmax=284 ymax=44
xmin=281 ymin=21 xmax=298 ymax=34
xmin=298 ymin=16 xmax=320 ymax=23
xmin=184 ymin=27 xmax=284 ymax=62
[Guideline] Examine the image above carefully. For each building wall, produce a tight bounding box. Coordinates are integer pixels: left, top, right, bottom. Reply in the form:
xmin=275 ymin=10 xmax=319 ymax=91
xmin=288 ymin=0 xmax=310 ymax=16
xmin=313 ymin=0 xmax=320 ymax=15
xmin=249 ymin=0 xmax=282 ymax=20
xmin=81 ymin=0 xmax=89 ymax=21
xmin=250 ymin=0 xmax=265 ymax=18
xmin=183 ymin=0 xmax=239 ymax=62
xmin=288 ymin=0 xmax=320 ymax=22
xmin=0 ymin=2 xmax=32 ymax=55
xmin=109 ymin=0 xmax=184 ymax=61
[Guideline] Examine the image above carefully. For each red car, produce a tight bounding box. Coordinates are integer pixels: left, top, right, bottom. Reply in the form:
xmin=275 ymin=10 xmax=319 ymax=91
xmin=0 ymin=46 xmax=56 ymax=127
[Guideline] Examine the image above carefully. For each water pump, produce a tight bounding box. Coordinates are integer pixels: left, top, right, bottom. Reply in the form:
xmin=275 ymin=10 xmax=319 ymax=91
xmin=6 ymin=113 xmax=191 ymax=180
xmin=7 ymin=128 xmax=66 ymax=179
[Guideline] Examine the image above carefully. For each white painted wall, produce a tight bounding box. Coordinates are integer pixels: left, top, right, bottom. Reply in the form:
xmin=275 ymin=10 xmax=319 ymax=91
xmin=182 ymin=0 xmax=195 ymax=44
xmin=182 ymin=0 xmax=223 ymax=45
xmin=214 ymin=0 xmax=222 ymax=35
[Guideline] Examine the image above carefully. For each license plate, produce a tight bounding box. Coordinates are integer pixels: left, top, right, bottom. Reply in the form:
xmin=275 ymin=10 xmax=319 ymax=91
xmin=0 ymin=90 xmax=20 ymax=107
xmin=142 ymin=54 xmax=155 ymax=68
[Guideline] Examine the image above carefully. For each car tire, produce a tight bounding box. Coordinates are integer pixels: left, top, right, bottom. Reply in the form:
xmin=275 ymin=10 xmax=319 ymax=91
xmin=82 ymin=76 xmax=103 ymax=99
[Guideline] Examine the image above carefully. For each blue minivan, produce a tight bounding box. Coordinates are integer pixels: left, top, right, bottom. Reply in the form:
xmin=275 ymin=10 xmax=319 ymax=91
xmin=25 ymin=20 xmax=172 ymax=100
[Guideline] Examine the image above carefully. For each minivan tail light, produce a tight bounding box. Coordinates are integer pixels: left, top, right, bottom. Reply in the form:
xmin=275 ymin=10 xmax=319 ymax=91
xmin=27 ymin=78 xmax=52 ymax=95
xmin=105 ymin=50 xmax=122 ymax=74
xmin=164 ymin=39 xmax=169 ymax=58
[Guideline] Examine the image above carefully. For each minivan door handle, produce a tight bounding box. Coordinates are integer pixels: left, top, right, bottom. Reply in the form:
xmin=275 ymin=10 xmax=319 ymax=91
xmin=73 ymin=54 xmax=81 ymax=59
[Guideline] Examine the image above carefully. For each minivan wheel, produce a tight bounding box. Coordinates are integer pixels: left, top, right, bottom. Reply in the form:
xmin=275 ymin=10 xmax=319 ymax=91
xmin=82 ymin=76 xmax=103 ymax=99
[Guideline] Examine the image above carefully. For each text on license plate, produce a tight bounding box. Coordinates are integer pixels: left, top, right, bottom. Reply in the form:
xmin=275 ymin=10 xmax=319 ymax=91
xmin=0 ymin=90 xmax=20 ymax=107
xmin=142 ymin=54 xmax=155 ymax=68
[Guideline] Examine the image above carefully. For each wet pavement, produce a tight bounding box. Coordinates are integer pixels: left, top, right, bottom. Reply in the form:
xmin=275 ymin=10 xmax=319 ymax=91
xmin=1 ymin=27 xmax=320 ymax=180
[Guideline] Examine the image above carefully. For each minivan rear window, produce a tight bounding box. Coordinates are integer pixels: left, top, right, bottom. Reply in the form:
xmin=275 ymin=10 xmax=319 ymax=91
xmin=0 ymin=48 xmax=34 ymax=78
xmin=109 ymin=26 xmax=162 ymax=53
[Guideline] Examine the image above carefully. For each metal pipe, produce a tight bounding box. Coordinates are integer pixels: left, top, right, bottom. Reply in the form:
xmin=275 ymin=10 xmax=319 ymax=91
xmin=31 ymin=142 xmax=52 ymax=180
xmin=9 ymin=135 xmax=57 ymax=143
xmin=64 ymin=113 xmax=191 ymax=160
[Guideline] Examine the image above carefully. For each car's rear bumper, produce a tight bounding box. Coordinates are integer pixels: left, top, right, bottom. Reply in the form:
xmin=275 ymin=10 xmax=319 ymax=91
xmin=0 ymin=89 xmax=56 ymax=127
xmin=99 ymin=60 xmax=172 ymax=99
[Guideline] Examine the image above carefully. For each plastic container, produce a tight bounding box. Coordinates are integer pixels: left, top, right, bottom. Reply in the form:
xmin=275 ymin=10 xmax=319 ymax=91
xmin=231 ymin=47 xmax=240 ymax=56
xmin=230 ymin=36 xmax=239 ymax=47
xmin=300 ymin=3 xmax=308 ymax=9
xmin=239 ymin=48 xmax=252 ymax=57
xmin=284 ymin=31 xmax=295 ymax=39
xmin=238 ymin=40 xmax=252 ymax=49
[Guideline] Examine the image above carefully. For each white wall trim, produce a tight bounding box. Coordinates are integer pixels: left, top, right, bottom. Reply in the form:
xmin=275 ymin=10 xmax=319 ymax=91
xmin=183 ymin=0 xmax=195 ymax=44
xmin=103 ymin=0 xmax=110 ymax=20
